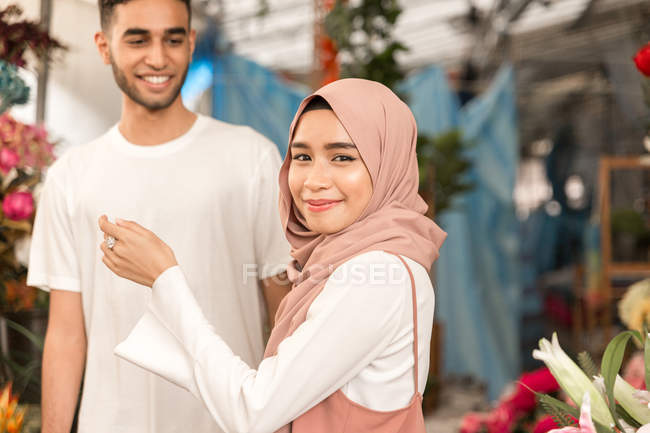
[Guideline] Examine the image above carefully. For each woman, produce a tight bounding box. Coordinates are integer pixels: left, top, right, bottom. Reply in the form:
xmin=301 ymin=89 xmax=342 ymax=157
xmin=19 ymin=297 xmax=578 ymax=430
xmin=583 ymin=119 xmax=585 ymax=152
xmin=99 ymin=78 xmax=447 ymax=433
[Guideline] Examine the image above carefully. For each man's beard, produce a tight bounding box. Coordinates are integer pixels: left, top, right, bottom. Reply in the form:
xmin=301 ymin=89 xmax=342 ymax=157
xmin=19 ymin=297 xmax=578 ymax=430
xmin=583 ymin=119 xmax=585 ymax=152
xmin=110 ymin=55 xmax=189 ymax=111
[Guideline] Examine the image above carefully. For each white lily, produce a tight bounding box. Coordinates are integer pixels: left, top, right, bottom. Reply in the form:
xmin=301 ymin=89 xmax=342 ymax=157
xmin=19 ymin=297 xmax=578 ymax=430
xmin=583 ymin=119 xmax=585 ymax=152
xmin=613 ymin=375 xmax=650 ymax=425
xmin=634 ymin=390 xmax=650 ymax=409
xmin=533 ymin=333 xmax=614 ymax=428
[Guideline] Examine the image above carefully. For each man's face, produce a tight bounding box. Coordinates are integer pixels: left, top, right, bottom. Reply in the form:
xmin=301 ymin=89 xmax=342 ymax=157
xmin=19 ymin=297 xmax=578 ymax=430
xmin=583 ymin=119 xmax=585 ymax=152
xmin=98 ymin=0 xmax=195 ymax=111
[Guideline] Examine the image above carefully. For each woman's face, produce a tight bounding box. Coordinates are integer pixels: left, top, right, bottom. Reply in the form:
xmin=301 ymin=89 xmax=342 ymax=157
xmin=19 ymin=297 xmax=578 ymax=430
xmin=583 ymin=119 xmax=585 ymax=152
xmin=288 ymin=109 xmax=373 ymax=235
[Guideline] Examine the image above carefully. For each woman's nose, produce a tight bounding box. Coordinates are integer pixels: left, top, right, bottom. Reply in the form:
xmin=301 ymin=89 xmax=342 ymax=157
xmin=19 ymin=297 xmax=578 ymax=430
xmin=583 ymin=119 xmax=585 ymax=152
xmin=304 ymin=162 xmax=331 ymax=191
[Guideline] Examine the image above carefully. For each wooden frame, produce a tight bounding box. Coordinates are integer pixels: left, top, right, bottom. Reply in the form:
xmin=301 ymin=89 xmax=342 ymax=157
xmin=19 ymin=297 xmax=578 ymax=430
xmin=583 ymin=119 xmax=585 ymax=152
xmin=598 ymin=155 xmax=650 ymax=339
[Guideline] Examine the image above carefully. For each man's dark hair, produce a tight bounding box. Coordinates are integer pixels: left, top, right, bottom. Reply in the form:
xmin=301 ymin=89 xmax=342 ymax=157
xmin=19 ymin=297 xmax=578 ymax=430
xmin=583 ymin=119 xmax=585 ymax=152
xmin=98 ymin=0 xmax=191 ymax=30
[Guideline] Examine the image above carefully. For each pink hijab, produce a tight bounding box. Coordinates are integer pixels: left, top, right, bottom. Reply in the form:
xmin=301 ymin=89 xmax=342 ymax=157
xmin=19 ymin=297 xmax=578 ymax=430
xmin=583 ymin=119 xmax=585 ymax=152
xmin=264 ymin=78 xmax=447 ymax=358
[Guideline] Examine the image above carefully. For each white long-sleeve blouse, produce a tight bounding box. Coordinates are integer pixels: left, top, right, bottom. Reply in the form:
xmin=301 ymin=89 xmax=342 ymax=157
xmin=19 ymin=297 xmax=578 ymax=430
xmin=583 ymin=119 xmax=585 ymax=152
xmin=115 ymin=250 xmax=435 ymax=433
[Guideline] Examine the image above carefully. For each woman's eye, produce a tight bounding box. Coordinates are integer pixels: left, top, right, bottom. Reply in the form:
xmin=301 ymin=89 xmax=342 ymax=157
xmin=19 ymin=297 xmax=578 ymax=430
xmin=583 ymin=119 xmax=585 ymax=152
xmin=292 ymin=154 xmax=311 ymax=161
xmin=333 ymin=155 xmax=356 ymax=162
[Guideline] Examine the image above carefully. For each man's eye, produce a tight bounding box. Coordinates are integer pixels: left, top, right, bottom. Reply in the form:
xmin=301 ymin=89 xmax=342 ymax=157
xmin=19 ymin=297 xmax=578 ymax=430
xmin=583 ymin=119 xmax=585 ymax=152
xmin=168 ymin=39 xmax=184 ymax=45
xmin=128 ymin=39 xmax=145 ymax=45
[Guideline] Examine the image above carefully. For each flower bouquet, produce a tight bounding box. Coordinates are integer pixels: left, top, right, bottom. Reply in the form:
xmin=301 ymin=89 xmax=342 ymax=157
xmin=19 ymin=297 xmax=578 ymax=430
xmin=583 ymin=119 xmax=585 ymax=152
xmin=532 ymin=330 xmax=650 ymax=433
xmin=0 ymin=3 xmax=63 ymax=312
xmin=0 ymin=112 xmax=54 ymax=312
xmin=459 ymin=367 xmax=562 ymax=433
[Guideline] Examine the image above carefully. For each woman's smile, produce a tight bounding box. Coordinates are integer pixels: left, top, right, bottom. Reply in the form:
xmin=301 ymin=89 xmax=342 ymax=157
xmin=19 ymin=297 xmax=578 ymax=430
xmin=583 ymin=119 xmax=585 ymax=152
xmin=305 ymin=199 xmax=343 ymax=213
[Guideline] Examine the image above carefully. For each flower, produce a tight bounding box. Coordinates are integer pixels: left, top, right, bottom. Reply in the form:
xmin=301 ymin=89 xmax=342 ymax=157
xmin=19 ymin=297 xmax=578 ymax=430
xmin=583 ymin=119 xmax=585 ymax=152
xmin=0 ymin=382 xmax=25 ymax=433
xmin=534 ymin=416 xmax=560 ymax=433
xmin=4 ymin=277 xmax=35 ymax=311
xmin=623 ymin=351 xmax=646 ymax=390
xmin=485 ymin=403 xmax=516 ymax=433
xmin=2 ymin=191 xmax=33 ymax=221
xmin=635 ymin=389 xmax=650 ymax=408
xmin=460 ymin=412 xmax=487 ymax=433
xmin=533 ymin=333 xmax=614 ymax=428
xmin=548 ymin=392 xmax=596 ymax=433
xmin=614 ymin=375 xmax=650 ymax=425
xmin=0 ymin=147 xmax=18 ymax=173
xmin=619 ymin=279 xmax=650 ymax=335
xmin=634 ymin=43 xmax=650 ymax=77
xmin=512 ymin=367 xmax=560 ymax=412
xmin=13 ymin=235 xmax=30 ymax=267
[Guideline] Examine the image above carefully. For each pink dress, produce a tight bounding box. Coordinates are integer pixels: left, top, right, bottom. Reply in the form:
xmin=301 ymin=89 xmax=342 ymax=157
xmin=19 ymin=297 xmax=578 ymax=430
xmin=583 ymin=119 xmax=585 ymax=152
xmin=289 ymin=254 xmax=426 ymax=432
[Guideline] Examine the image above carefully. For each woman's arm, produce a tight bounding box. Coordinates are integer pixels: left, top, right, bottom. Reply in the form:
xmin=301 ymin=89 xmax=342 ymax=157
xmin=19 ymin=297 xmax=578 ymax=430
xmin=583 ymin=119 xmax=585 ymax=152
xmin=112 ymin=256 xmax=408 ymax=433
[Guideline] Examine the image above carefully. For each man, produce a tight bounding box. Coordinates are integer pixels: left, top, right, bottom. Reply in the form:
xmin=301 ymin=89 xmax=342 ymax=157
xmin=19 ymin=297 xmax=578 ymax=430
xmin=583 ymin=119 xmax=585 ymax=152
xmin=27 ymin=1 xmax=292 ymax=432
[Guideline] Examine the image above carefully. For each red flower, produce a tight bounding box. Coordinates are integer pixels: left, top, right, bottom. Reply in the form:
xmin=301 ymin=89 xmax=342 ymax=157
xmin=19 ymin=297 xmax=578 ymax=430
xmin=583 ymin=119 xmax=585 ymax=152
xmin=509 ymin=367 xmax=559 ymax=413
xmin=460 ymin=412 xmax=487 ymax=433
xmin=486 ymin=403 xmax=516 ymax=433
xmin=519 ymin=367 xmax=559 ymax=394
xmin=533 ymin=416 xmax=559 ymax=433
xmin=634 ymin=42 xmax=650 ymax=77
xmin=2 ymin=191 xmax=34 ymax=221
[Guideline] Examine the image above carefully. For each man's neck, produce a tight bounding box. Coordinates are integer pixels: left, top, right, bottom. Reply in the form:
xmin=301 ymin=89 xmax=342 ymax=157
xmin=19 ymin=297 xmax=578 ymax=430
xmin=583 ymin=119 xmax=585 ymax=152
xmin=118 ymin=96 xmax=198 ymax=146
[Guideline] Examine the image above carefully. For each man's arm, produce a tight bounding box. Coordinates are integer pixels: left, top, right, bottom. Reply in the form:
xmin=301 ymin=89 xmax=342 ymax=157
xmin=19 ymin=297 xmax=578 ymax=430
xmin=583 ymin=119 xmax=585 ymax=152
xmin=260 ymin=272 xmax=291 ymax=328
xmin=42 ymin=290 xmax=86 ymax=433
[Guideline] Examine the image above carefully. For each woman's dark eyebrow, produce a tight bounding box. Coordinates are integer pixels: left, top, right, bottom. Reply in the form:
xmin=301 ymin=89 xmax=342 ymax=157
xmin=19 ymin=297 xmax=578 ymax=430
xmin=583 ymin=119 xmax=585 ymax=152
xmin=325 ymin=142 xmax=356 ymax=150
xmin=291 ymin=142 xmax=309 ymax=149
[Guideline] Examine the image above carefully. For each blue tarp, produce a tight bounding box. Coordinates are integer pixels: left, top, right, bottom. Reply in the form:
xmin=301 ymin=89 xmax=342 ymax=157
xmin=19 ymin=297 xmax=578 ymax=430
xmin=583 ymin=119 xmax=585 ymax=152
xmin=404 ymin=66 xmax=521 ymax=400
xmin=182 ymin=31 xmax=308 ymax=156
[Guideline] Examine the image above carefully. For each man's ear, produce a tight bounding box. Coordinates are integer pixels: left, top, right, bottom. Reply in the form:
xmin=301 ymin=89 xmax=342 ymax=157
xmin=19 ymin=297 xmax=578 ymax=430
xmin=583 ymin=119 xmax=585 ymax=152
xmin=94 ymin=31 xmax=111 ymax=65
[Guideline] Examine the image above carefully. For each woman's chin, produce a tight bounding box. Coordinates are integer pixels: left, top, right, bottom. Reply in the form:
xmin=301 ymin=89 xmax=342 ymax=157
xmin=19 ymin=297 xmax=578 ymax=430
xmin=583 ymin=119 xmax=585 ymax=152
xmin=304 ymin=218 xmax=349 ymax=235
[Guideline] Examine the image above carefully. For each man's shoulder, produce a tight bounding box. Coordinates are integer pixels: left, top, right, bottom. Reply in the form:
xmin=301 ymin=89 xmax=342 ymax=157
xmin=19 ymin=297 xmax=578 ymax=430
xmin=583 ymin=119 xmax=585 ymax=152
xmin=46 ymin=129 xmax=112 ymax=182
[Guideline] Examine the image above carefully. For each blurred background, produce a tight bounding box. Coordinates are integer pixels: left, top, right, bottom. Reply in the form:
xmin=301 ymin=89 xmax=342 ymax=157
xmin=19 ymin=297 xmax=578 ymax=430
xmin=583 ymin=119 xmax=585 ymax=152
xmin=3 ymin=0 xmax=650 ymax=432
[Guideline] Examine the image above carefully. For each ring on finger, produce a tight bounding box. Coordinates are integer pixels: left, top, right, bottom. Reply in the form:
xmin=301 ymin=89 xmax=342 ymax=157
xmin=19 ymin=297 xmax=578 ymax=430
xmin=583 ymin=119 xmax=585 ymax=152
xmin=107 ymin=236 xmax=116 ymax=250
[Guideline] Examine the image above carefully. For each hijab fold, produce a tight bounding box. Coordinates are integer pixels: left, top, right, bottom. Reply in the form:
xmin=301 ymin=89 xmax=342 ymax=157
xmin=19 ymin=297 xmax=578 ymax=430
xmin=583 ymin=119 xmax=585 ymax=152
xmin=264 ymin=79 xmax=447 ymax=359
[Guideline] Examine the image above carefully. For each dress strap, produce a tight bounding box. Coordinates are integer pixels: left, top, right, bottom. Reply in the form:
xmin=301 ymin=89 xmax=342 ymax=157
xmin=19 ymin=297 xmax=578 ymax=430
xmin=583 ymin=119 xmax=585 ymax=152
xmin=384 ymin=252 xmax=419 ymax=395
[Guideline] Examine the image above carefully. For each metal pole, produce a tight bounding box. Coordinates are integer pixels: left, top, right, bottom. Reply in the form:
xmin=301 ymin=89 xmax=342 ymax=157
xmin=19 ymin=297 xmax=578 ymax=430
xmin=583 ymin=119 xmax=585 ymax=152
xmin=36 ymin=0 xmax=53 ymax=124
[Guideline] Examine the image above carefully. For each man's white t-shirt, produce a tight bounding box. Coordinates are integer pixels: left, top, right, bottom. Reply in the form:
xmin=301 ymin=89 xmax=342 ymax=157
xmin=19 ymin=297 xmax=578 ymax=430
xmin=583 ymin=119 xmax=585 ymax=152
xmin=27 ymin=115 xmax=291 ymax=433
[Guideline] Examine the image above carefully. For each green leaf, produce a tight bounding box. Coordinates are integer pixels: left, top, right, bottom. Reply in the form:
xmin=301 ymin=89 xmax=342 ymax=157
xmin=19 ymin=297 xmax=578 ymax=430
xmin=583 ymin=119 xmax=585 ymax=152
xmin=5 ymin=318 xmax=45 ymax=351
xmin=578 ymin=351 xmax=599 ymax=379
xmin=602 ymin=331 xmax=636 ymax=420
xmin=538 ymin=392 xmax=612 ymax=433
xmin=537 ymin=393 xmax=578 ymax=427
xmin=616 ymin=403 xmax=642 ymax=429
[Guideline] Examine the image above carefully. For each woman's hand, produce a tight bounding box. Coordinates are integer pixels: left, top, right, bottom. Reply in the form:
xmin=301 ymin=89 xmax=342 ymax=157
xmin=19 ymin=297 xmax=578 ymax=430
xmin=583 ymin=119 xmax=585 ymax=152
xmin=98 ymin=215 xmax=178 ymax=287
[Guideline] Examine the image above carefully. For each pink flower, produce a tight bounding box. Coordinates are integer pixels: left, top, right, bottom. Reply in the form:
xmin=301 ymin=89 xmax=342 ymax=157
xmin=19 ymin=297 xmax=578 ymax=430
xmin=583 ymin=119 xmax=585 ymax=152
xmin=534 ymin=416 xmax=560 ymax=433
xmin=2 ymin=191 xmax=34 ymax=221
xmin=460 ymin=412 xmax=487 ymax=433
xmin=623 ymin=352 xmax=646 ymax=390
xmin=0 ymin=147 xmax=19 ymax=173
xmin=548 ymin=392 xmax=596 ymax=433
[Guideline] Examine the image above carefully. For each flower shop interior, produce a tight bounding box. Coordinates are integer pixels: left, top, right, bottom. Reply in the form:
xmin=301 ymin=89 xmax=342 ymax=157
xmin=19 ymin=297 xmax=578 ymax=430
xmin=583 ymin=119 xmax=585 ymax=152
xmin=3 ymin=0 xmax=650 ymax=432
